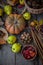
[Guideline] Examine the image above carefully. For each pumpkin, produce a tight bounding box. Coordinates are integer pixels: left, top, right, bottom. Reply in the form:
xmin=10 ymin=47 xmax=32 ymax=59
xmin=5 ymin=14 xmax=25 ymax=34
xmin=7 ymin=0 xmax=18 ymax=6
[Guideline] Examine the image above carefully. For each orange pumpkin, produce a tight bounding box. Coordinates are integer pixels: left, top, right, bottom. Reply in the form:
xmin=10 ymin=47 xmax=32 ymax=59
xmin=5 ymin=14 xmax=25 ymax=34
xmin=7 ymin=0 xmax=18 ymax=6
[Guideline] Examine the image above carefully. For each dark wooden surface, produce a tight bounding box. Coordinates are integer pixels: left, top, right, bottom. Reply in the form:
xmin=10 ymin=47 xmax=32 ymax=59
xmin=0 ymin=14 xmax=43 ymax=65
xmin=0 ymin=1 xmax=43 ymax=65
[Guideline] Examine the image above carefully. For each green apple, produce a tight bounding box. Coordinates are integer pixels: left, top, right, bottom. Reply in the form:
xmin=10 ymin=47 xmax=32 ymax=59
xmin=19 ymin=0 xmax=24 ymax=5
xmin=7 ymin=36 xmax=17 ymax=44
xmin=23 ymin=12 xmax=31 ymax=20
xmin=4 ymin=5 xmax=12 ymax=15
xmin=0 ymin=8 xmax=3 ymax=16
xmin=12 ymin=43 xmax=22 ymax=53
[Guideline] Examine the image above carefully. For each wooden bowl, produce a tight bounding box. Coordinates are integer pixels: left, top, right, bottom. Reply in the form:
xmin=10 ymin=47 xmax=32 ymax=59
xmin=22 ymin=45 xmax=37 ymax=61
xmin=24 ymin=0 xmax=43 ymax=14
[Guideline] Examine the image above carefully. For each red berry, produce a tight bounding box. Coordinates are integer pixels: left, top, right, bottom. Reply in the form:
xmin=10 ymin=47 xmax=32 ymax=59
xmin=30 ymin=52 xmax=35 ymax=57
xmin=27 ymin=55 xmax=30 ymax=59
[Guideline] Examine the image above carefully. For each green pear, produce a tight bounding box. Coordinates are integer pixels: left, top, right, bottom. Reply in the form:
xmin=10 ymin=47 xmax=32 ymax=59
xmin=23 ymin=12 xmax=31 ymax=20
xmin=0 ymin=8 xmax=3 ymax=16
xmin=39 ymin=19 xmax=43 ymax=25
xmin=12 ymin=43 xmax=22 ymax=53
xmin=19 ymin=0 xmax=24 ymax=5
xmin=4 ymin=5 xmax=12 ymax=15
xmin=7 ymin=36 xmax=17 ymax=44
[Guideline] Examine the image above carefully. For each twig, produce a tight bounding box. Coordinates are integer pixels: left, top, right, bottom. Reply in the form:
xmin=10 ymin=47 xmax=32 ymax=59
xmin=29 ymin=26 xmax=43 ymax=61
xmin=21 ymin=7 xmax=26 ymax=15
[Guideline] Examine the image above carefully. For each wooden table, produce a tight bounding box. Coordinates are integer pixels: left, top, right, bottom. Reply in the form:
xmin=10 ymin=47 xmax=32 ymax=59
xmin=0 ymin=1 xmax=43 ymax=65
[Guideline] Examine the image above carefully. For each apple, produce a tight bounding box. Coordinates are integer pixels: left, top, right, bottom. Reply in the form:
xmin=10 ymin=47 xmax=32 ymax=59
xmin=23 ymin=12 xmax=31 ymax=20
xmin=19 ymin=0 xmax=24 ymax=5
xmin=4 ymin=5 xmax=12 ymax=15
xmin=7 ymin=36 xmax=17 ymax=44
xmin=0 ymin=8 xmax=3 ymax=16
xmin=12 ymin=43 xmax=22 ymax=53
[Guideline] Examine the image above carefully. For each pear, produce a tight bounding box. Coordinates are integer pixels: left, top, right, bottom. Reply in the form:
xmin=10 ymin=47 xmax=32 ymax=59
xmin=39 ymin=19 xmax=43 ymax=25
xmin=19 ymin=0 xmax=24 ymax=5
xmin=0 ymin=8 xmax=3 ymax=16
xmin=4 ymin=5 xmax=12 ymax=15
xmin=12 ymin=43 xmax=22 ymax=53
xmin=23 ymin=12 xmax=31 ymax=20
xmin=7 ymin=36 xmax=17 ymax=44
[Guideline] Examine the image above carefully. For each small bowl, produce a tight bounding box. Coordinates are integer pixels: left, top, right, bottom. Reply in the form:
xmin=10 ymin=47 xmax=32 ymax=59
xmin=22 ymin=45 xmax=37 ymax=61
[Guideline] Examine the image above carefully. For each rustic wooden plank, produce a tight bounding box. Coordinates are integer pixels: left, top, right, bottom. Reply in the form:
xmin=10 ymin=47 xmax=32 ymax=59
xmin=0 ymin=45 xmax=16 ymax=65
xmin=16 ymin=53 xmax=34 ymax=65
xmin=0 ymin=49 xmax=3 ymax=65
